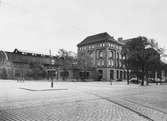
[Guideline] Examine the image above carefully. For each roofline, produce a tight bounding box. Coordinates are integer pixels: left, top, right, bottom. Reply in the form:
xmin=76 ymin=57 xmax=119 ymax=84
xmin=12 ymin=48 xmax=56 ymax=58
xmin=77 ymin=38 xmax=124 ymax=47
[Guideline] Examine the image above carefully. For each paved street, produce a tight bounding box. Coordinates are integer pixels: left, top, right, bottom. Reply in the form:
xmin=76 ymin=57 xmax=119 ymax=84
xmin=0 ymin=80 xmax=167 ymax=121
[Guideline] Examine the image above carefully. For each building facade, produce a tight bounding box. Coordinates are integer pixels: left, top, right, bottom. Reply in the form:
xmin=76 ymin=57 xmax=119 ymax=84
xmin=77 ymin=32 xmax=127 ymax=81
xmin=0 ymin=49 xmax=59 ymax=80
xmin=0 ymin=49 xmax=82 ymax=81
xmin=1 ymin=33 xmax=166 ymax=82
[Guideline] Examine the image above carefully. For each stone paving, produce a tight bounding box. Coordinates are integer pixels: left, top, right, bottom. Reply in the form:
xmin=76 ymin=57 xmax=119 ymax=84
xmin=87 ymin=84 xmax=167 ymax=121
xmin=0 ymin=80 xmax=167 ymax=121
xmin=0 ymin=99 xmax=148 ymax=121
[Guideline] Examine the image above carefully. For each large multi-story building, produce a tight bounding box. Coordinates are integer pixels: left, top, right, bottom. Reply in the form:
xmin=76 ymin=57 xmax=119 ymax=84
xmin=77 ymin=32 xmax=127 ymax=81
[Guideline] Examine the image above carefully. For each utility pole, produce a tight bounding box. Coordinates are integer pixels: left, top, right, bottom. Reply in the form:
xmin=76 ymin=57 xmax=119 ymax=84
xmin=49 ymin=50 xmax=53 ymax=88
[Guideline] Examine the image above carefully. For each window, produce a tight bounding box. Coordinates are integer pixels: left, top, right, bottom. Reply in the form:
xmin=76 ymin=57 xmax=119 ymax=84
xmin=109 ymin=51 xmax=113 ymax=58
xmin=97 ymin=50 xmax=103 ymax=58
xmin=99 ymin=51 xmax=103 ymax=58
xmin=101 ymin=60 xmax=104 ymax=65
xmin=108 ymin=60 xmax=111 ymax=66
xmin=96 ymin=51 xmax=99 ymax=58
xmin=120 ymin=61 xmax=122 ymax=67
xmin=97 ymin=60 xmax=100 ymax=66
xmin=89 ymin=46 xmax=91 ymax=49
xmin=120 ymin=54 xmax=122 ymax=59
xmin=111 ymin=60 xmax=114 ymax=66
xmin=108 ymin=59 xmax=114 ymax=66
xmin=117 ymin=53 xmax=119 ymax=59
xmin=121 ymin=55 xmax=124 ymax=60
xmin=97 ymin=59 xmax=104 ymax=66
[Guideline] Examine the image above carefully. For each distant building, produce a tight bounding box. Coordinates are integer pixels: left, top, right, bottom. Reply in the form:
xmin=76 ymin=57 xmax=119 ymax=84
xmin=0 ymin=49 xmax=82 ymax=81
xmin=77 ymin=32 xmax=127 ymax=81
xmin=0 ymin=49 xmax=58 ymax=80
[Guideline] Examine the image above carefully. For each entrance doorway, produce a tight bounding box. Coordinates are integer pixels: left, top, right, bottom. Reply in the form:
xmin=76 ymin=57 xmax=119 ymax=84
xmin=120 ymin=71 xmax=123 ymax=80
xmin=110 ymin=70 xmax=114 ymax=80
xmin=98 ymin=70 xmax=103 ymax=81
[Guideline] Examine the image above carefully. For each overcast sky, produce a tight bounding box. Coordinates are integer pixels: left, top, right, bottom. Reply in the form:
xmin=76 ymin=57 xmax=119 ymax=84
xmin=0 ymin=0 xmax=167 ymax=55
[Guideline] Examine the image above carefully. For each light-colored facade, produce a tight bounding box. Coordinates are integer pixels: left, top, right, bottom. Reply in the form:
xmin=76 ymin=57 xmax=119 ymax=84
xmin=77 ymin=32 xmax=127 ymax=81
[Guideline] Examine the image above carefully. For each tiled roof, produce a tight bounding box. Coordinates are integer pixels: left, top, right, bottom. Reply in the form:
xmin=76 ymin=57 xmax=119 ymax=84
xmin=77 ymin=32 xmax=123 ymax=47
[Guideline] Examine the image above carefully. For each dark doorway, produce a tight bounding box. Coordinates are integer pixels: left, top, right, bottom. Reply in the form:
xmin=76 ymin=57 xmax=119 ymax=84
xmin=124 ymin=71 xmax=126 ymax=80
xmin=60 ymin=71 xmax=69 ymax=80
xmin=120 ymin=71 xmax=123 ymax=80
xmin=110 ymin=70 xmax=114 ymax=80
xmin=117 ymin=70 xmax=119 ymax=79
xmin=79 ymin=71 xmax=90 ymax=80
xmin=98 ymin=70 xmax=103 ymax=81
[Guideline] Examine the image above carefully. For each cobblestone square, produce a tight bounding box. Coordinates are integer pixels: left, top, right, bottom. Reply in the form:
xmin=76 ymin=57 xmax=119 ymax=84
xmin=0 ymin=80 xmax=167 ymax=121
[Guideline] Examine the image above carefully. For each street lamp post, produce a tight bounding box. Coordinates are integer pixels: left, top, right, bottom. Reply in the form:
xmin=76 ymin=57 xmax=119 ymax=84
xmin=51 ymin=71 xmax=53 ymax=88
xmin=49 ymin=50 xmax=54 ymax=88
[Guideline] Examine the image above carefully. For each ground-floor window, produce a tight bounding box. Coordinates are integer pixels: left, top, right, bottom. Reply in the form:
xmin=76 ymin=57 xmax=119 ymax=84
xmin=79 ymin=71 xmax=89 ymax=79
xmin=60 ymin=71 xmax=69 ymax=80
